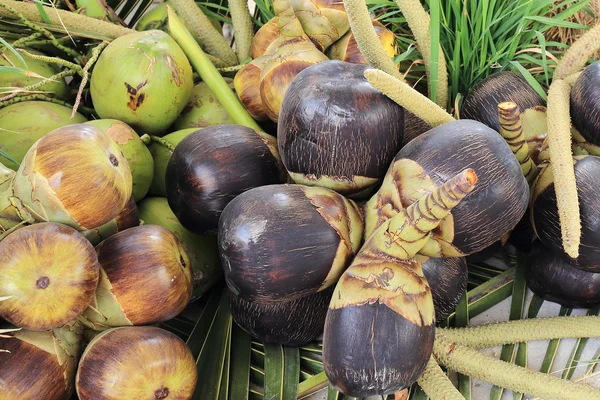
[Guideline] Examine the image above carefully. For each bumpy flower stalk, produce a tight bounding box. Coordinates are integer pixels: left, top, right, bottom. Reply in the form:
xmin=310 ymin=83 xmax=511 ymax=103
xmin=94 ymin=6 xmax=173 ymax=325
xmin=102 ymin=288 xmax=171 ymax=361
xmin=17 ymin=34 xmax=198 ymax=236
xmin=229 ymin=0 xmax=254 ymax=62
xmin=417 ymin=357 xmax=465 ymax=400
xmin=498 ymin=102 xmax=538 ymax=184
xmin=554 ymin=22 xmax=600 ymax=79
xmin=169 ymin=0 xmax=238 ymax=66
xmin=395 ymin=0 xmax=448 ymax=107
xmin=343 ymin=0 xmax=404 ymax=80
xmin=433 ymin=335 xmax=600 ymax=400
xmin=364 ymin=68 xmax=455 ymax=127
xmin=546 ymin=79 xmax=580 ymax=258
xmin=438 ymin=316 xmax=600 ymax=349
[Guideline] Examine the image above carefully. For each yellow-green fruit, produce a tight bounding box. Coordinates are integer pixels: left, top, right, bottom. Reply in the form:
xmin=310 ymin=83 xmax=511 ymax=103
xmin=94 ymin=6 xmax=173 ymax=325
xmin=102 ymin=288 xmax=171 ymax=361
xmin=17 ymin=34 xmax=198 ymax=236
xmin=135 ymin=2 xmax=168 ymax=31
xmin=0 ymin=223 xmax=99 ymax=331
xmin=75 ymin=326 xmax=197 ymax=400
xmin=0 ymin=323 xmax=83 ymax=400
xmin=12 ymin=124 xmax=132 ymax=231
xmin=138 ymin=197 xmax=221 ymax=300
xmin=147 ymin=128 xmax=197 ymax=196
xmin=0 ymin=49 xmax=69 ymax=100
xmin=90 ymin=30 xmax=194 ymax=136
xmin=75 ymin=0 xmax=109 ymax=19
xmin=171 ymin=80 xmax=235 ymax=130
xmin=0 ymin=101 xmax=87 ymax=170
xmin=85 ymin=119 xmax=153 ymax=201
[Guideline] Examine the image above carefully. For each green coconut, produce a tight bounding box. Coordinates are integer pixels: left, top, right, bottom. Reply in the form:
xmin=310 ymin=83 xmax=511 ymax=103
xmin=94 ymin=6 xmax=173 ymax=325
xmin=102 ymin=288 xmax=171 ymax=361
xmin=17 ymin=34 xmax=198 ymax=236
xmin=171 ymin=80 xmax=235 ymax=130
xmin=75 ymin=0 xmax=110 ymax=19
xmin=135 ymin=2 xmax=221 ymax=33
xmin=90 ymin=30 xmax=194 ymax=136
xmin=147 ymin=128 xmax=197 ymax=196
xmin=0 ymin=101 xmax=87 ymax=170
xmin=0 ymin=48 xmax=69 ymax=100
xmin=137 ymin=197 xmax=222 ymax=299
xmin=85 ymin=119 xmax=153 ymax=201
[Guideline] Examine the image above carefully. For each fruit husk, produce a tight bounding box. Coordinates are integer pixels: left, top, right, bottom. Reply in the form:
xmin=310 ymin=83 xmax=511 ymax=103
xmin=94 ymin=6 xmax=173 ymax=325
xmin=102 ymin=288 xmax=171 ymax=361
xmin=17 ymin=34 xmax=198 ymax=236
xmin=251 ymin=17 xmax=279 ymax=58
xmin=137 ymin=197 xmax=221 ymax=300
xmin=219 ymin=184 xmax=363 ymax=303
xmin=147 ymin=127 xmax=197 ymax=197
xmin=326 ymin=20 xmax=396 ymax=64
xmin=0 ymin=101 xmax=87 ymax=170
xmin=75 ymin=326 xmax=197 ymax=400
xmin=80 ymin=225 xmax=193 ymax=330
xmin=85 ymin=119 xmax=154 ymax=201
xmin=90 ymin=30 xmax=194 ymax=136
xmin=10 ymin=124 xmax=132 ymax=231
xmin=171 ymin=79 xmax=236 ymax=130
xmin=422 ymin=256 xmax=468 ymax=322
xmin=0 ymin=321 xmax=83 ymax=400
xmin=288 ymin=0 xmax=349 ymax=52
xmin=234 ymin=55 xmax=270 ymax=121
xmin=0 ymin=48 xmax=69 ymax=100
xmin=0 ymin=223 xmax=100 ymax=331
xmin=229 ymin=286 xmax=334 ymax=346
xmin=81 ymin=195 xmax=140 ymax=245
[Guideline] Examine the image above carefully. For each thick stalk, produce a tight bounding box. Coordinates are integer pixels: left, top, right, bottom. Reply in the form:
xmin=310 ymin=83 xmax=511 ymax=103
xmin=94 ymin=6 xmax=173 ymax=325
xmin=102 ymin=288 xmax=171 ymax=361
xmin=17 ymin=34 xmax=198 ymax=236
xmin=0 ymin=0 xmax=131 ymax=39
xmin=395 ymin=0 xmax=448 ymax=107
xmin=498 ymin=102 xmax=538 ymax=184
xmin=554 ymin=21 xmax=600 ymax=79
xmin=546 ymin=79 xmax=580 ymax=259
xmin=417 ymin=357 xmax=465 ymax=400
xmin=166 ymin=6 xmax=263 ymax=132
xmin=438 ymin=316 xmax=600 ymax=349
xmin=229 ymin=0 xmax=254 ymax=62
xmin=343 ymin=0 xmax=404 ymax=80
xmin=169 ymin=0 xmax=238 ymax=66
xmin=364 ymin=68 xmax=455 ymax=127
xmin=433 ymin=336 xmax=600 ymax=400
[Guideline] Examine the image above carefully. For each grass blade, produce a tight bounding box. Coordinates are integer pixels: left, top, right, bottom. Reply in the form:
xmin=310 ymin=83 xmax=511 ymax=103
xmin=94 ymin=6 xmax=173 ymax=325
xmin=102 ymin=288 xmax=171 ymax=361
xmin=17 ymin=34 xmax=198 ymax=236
xmin=561 ymin=307 xmax=600 ymax=380
xmin=429 ymin=0 xmax=440 ymax=104
xmin=454 ymin=292 xmax=471 ymax=399
xmin=283 ymin=347 xmax=300 ymax=399
xmin=229 ymin=324 xmax=252 ymax=400
xmin=297 ymin=371 xmax=329 ymax=399
xmin=540 ymin=307 xmax=573 ymax=374
xmin=264 ymin=344 xmax=285 ymax=399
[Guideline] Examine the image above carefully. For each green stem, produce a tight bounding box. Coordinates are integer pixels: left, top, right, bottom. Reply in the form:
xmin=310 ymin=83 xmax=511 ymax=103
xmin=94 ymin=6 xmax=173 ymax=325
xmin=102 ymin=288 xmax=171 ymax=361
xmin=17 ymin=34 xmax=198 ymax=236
xmin=10 ymin=31 xmax=43 ymax=48
xmin=395 ymin=0 xmax=448 ymax=107
xmin=228 ymin=0 xmax=254 ymax=63
xmin=554 ymin=21 xmax=600 ymax=79
xmin=169 ymin=0 xmax=238 ymax=66
xmin=140 ymin=134 xmax=175 ymax=151
xmin=546 ymin=79 xmax=580 ymax=259
xmin=417 ymin=357 xmax=465 ymax=400
xmin=433 ymin=336 xmax=600 ymax=400
xmin=0 ymin=0 xmax=132 ymax=40
xmin=72 ymin=41 xmax=107 ymax=117
xmin=343 ymin=0 xmax=404 ymax=80
xmin=166 ymin=6 xmax=263 ymax=132
xmin=0 ymin=69 xmax=76 ymax=103
xmin=363 ymin=68 xmax=455 ymax=127
xmin=438 ymin=316 xmax=600 ymax=349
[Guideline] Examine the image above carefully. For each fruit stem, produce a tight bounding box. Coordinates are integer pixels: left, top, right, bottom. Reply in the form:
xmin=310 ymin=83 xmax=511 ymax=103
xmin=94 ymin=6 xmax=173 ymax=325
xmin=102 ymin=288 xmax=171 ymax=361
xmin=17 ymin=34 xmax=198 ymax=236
xmin=438 ymin=316 xmax=600 ymax=348
xmin=364 ymin=68 xmax=455 ymax=127
xmin=433 ymin=335 xmax=600 ymax=400
xmin=168 ymin=0 xmax=238 ymax=66
xmin=417 ymin=356 xmax=465 ymax=400
xmin=139 ymin=134 xmax=175 ymax=151
xmin=395 ymin=0 xmax=448 ymax=108
xmin=343 ymin=0 xmax=404 ymax=80
xmin=229 ymin=0 xmax=253 ymax=62
xmin=498 ymin=102 xmax=538 ymax=184
xmin=0 ymin=0 xmax=132 ymax=40
xmin=166 ymin=6 xmax=263 ymax=132
xmin=546 ymin=79 xmax=580 ymax=259
xmin=554 ymin=21 xmax=600 ymax=79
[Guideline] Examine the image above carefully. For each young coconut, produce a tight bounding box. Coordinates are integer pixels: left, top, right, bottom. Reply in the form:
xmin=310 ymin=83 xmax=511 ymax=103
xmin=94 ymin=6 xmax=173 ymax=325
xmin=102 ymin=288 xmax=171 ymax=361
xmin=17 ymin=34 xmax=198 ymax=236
xmin=229 ymin=286 xmax=334 ymax=346
xmin=166 ymin=124 xmax=284 ymax=235
xmin=323 ymin=169 xmax=477 ymax=397
xmin=278 ymin=60 xmax=405 ymax=197
xmin=138 ymin=197 xmax=222 ymax=300
xmin=0 ymin=223 xmax=99 ymax=330
xmin=75 ymin=326 xmax=197 ymax=400
xmin=421 ymin=257 xmax=468 ymax=322
xmin=526 ymin=241 xmax=600 ymax=309
xmin=90 ymin=30 xmax=194 ymax=136
xmin=234 ymin=55 xmax=271 ymax=121
xmin=570 ymin=61 xmax=600 ymax=155
xmin=0 ymin=322 xmax=83 ymax=400
xmin=0 ymin=101 xmax=87 ymax=170
xmin=81 ymin=196 xmax=140 ymax=245
xmin=0 ymin=124 xmax=132 ymax=236
xmin=218 ymin=184 xmax=363 ymax=303
xmin=84 ymin=119 xmax=154 ymax=201
xmin=531 ymin=155 xmax=600 ymax=272
xmin=79 ymin=225 xmax=193 ymax=331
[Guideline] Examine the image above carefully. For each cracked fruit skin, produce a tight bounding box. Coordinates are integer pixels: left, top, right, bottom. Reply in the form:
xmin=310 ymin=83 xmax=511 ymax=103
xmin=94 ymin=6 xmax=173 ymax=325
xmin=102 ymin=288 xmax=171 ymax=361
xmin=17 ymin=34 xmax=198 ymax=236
xmin=76 ymin=326 xmax=197 ymax=400
xmin=85 ymin=119 xmax=154 ymax=201
xmin=0 ymin=101 xmax=87 ymax=170
xmin=0 ymin=223 xmax=99 ymax=331
xmin=90 ymin=30 xmax=193 ymax=136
